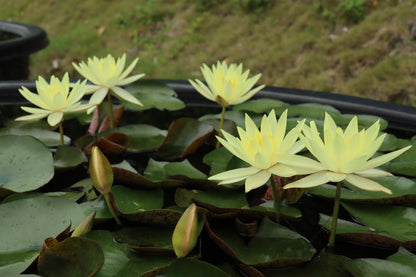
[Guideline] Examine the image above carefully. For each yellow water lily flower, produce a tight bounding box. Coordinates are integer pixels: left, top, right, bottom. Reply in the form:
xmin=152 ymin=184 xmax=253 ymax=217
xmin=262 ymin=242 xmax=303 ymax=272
xmin=73 ymin=54 xmax=144 ymax=109
xmin=209 ymin=110 xmax=318 ymax=192
xmin=284 ymin=113 xmax=411 ymax=194
xmin=189 ymin=61 xmax=265 ymax=107
xmin=15 ymin=73 xmax=93 ymax=127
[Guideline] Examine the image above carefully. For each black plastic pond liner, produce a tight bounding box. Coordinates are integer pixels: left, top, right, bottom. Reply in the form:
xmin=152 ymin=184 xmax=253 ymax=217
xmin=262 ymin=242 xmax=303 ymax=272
xmin=0 ymin=79 xmax=415 ymax=134
xmin=0 ymin=21 xmax=48 ymax=80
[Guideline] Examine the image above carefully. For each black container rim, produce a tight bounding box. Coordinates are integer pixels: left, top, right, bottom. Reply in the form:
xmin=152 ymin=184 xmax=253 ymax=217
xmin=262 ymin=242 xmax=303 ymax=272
xmin=0 ymin=79 xmax=415 ymax=134
xmin=0 ymin=21 xmax=48 ymax=61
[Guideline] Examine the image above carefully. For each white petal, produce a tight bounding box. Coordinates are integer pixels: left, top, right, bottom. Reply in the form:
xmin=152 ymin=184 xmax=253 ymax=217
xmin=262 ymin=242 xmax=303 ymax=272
xmin=355 ymin=168 xmax=392 ymax=178
xmin=245 ymin=170 xmax=271 ymax=192
xmin=47 ymin=112 xmax=64 ymax=127
xmin=284 ymin=172 xmax=330 ymax=189
xmin=345 ymin=174 xmax=392 ymax=194
xmin=209 ymin=167 xmax=260 ymax=182
xmin=268 ymin=163 xmax=297 ymax=177
xmin=111 ymin=86 xmax=143 ymax=106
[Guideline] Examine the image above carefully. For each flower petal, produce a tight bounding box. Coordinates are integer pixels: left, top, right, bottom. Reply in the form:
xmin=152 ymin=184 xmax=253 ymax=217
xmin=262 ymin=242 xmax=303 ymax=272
xmin=245 ymin=170 xmax=271 ymax=192
xmin=345 ymin=174 xmax=392 ymax=194
xmin=47 ymin=112 xmax=64 ymax=127
xmin=111 ymin=86 xmax=143 ymax=106
xmin=284 ymin=172 xmax=330 ymax=189
xmin=209 ymin=167 xmax=260 ymax=182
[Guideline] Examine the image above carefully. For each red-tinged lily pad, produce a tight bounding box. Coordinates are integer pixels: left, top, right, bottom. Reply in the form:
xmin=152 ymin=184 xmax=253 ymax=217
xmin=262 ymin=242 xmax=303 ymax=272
xmin=0 ymin=196 xmax=85 ymax=275
xmin=0 ymin=127 xmax=70 ymax=146
xmin=122 ymin=79 xmax=185 ymax=111
xmin=157 ymin=118 xmax=215 ymax=160
xmin=99 ymin=124 xmax=167 ymax=152
xmin=206 ymin=217 xmax=316 ymax=267
xmin=112 ymin=185 xmax=164 ymax=213
xmin=308 ymin=177 xmax=416 ymax=204
xmin=83 ymin=230 xmax=176 ymax=277
xmin=160 ymin=259 xmax=231 ymax=277
xmin=0 ymin=135 xmax=54 ymax=193
xmin=345 ymin=247 xmax=416 ymax=277
xmin=54 ymin=146 xmax=87 ymax=169
xmin=37 ymin=237 xmax=104 ymax=277
xmin=114 ymin=226 xmax=175 ymax=252
xmin=259 ymin=249 xmax=350 ymax=277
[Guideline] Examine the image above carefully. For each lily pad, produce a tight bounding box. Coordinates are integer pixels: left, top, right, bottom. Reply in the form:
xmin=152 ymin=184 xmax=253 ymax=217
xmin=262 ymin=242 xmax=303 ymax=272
xmin=112 ymin=185 xmax=164 ymax=213
xmin=319 ymin=204 xmax=416 ymax=248
xmin=342 ymin=202 xmax=416 ymax=243
xmin=99 ymin=124 xmax=167 ymax=151
xmin=164 ymin=159 xmax=206 ymax=179
xmin=114 ymin=226 xmax=174 ymax=252
xmin=161 ymin=259 xmax=231 ymax=277
xmin=37 ymin=237 xmax=105 ymax=277
xmin=122 ymin=79 xmax=185 ymax=111
xmin=54 ymin=146 xmax=87 ymax=169
xmin=232 ymin=98 xmax=288 ymax=113
xmin=381 ymin=140 xmax=416 ymax=177
xmin=0 ymin=127 xmax=70 ymax=146
xmin=206 ymin=217 xmax=316 ymax=267
xmin=287 ymin=103 xmax=341 ymax=120
xmin=345 ymin=247 xmax=416 ymax=277
xmin=144 ymin=158 xmax=169 ymax=182
xmin=0 ymin=135 xmax=54 ymax=193
xmin=83 ymin=230 xmax=176 ymax=277
xmin=79 ymin=195 xmax=112 ymax=220
xmin=260 ymin=249 xmax=350 ymax=277
xmin=157 ymin=118 xmax=215 ymax=160
xmin=0 ymin=196 xmax=84 ymax=275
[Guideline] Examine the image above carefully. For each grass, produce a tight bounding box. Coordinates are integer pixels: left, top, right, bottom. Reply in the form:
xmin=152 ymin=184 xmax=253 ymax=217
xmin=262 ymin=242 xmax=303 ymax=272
xmin=1 ymin=0 xmax=415 ymax=104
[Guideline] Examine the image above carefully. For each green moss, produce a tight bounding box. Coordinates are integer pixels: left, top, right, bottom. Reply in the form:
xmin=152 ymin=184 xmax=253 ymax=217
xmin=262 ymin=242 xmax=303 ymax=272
xmin=1 ymin=0 xmax=415 ymax=105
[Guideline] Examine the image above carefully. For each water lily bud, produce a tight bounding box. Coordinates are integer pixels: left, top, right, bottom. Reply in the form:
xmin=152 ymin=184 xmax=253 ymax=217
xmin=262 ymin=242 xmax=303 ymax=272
xmin=71 ymin=212 xmax=95 ymax=237
xmin=89 ymin=146 xmax=113 ymax=195
xmin=172 ymin=203 xmax=199 ymax=258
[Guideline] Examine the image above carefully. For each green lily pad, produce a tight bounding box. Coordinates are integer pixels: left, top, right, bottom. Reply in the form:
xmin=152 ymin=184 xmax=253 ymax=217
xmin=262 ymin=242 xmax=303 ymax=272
xmin=161 ymin=259 xmax=231 ymax=277
xmin=164 ymin=160 xmax=206 ymax=179
xmin=120 ymin=209 xmax=183 ymax=225
xmin=37 ymin=237 xmax=104 ymax=277
xmin=342 ymin=202 xmax=416 ymax=242
xmin=199 ymin=110 xmax=249 ymax=128
xmin=83 ymin=230 xmax=176 ymax=277
xmin=206 ymin=217 xmax=316 ymax=267
xmin=114 ymin=226 xmax=174 ymax=252
xmin=54 ymin=146 xmax=87 ymax=169
xmin=233 ymin=98 xmax=288 ymax=113
xmin=2 ymin=191 xmax=84 ymax=204
xmin=203 ymin=147 xmax=234 ymax=176
xmin=260 ymin=249 xmax=350 ymax=277
xmin=157 ymin=118 xmax=215 ymax=160
xmin=381 ymin=140 xmax=416 ymax=177
xmin=122 ymin=79 xmax=185 ymax=111
xmin=308 ymin=177 xmax=416 ymax=204
xmin=144 ymin=158 xmax=169 ymax=182
xmin=319 ymin=203 xmax=416 ymax=247
xmin=0 ymin=127 xmax=70 ymax=146
xmin=112 ymin=185 xmax=164 ymax=214
xmin=0 ymin=196 xmax=84 ymax=275
xmin=345 ymin=247 xmax=416 ymax=277
xmin=287 ymin=103 xmax=341 ymax=120
xmin=379 ymin=133 xmax=399 ymax=151
xmin=0 ymin=135 xmax=54 ymax=193
xmin=99 ymin=124 xmax=167 ymax=151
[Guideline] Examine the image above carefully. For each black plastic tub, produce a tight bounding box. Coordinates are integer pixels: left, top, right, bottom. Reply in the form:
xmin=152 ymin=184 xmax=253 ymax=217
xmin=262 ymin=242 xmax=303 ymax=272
xmin=0 ymin=79 xmax=415 ymax=135
xmin=0 ymin=21 xmax=48 ymax=80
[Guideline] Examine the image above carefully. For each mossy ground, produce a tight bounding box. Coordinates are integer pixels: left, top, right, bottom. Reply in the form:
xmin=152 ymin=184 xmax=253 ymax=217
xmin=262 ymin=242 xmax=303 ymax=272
xmin=1 ymin=0 xmax=415 ymax=104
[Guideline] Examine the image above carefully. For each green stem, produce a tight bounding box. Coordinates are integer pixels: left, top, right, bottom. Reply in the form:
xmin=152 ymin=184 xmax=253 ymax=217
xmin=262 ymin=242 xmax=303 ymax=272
xmin=59 ymin=121 xmax=64 ymax=146
xmin=103 ymin=193 xmax=121 ymax=225
xmin=107 ymin=93 xmax=114 ymax=129
xmin=216 ymin=106 xmax=226 ymax=148
xmin=329 ymin=181 xmax=342 ymax=247
xmin=270 ymin=176 xmax=280 ymax=223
